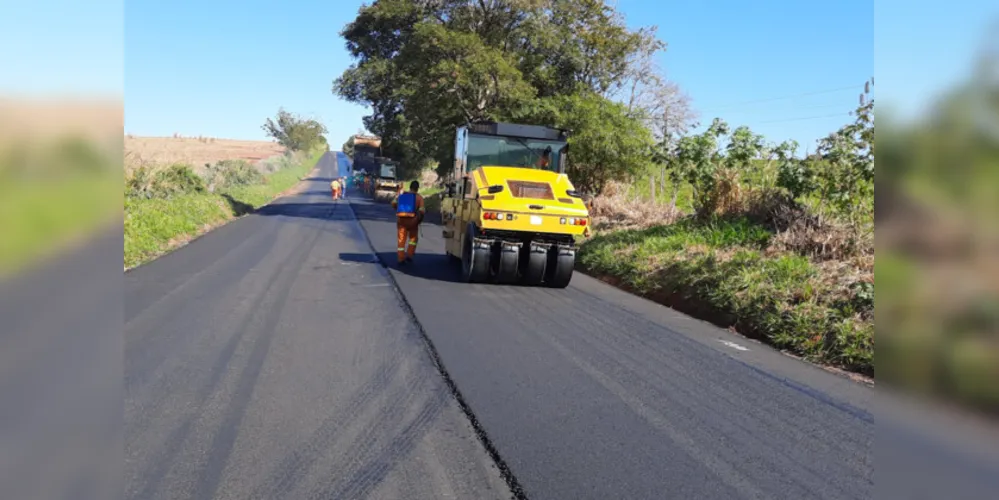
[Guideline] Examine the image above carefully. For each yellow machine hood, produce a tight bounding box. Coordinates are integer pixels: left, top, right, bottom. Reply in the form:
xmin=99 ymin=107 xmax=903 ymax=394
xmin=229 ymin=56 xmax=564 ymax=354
xmin=474 ymin=166 xmax=588 ymax=216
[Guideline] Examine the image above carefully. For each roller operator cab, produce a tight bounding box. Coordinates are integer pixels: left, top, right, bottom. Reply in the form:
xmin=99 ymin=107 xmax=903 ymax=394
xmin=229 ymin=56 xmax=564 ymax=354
xmin=441 ymin=121 xmax=590 ymax=288
xmin=373 ymin=158 xmax=402 ymax=201
xmin=352 ymin=135 xmax=381 ymax=176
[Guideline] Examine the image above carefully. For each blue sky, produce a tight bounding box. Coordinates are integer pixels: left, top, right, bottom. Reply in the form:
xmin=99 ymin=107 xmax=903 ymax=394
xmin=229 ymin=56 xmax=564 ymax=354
xmin=116 ymin=1 xmax=993 ymax=152
xmin=0 ymin=0 xmax=122 ymax=97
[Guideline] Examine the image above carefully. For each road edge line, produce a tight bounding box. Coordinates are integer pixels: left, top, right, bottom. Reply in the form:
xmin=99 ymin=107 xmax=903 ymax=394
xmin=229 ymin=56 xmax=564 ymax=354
xmin=344 ymin=194 xmax=529 ymax=500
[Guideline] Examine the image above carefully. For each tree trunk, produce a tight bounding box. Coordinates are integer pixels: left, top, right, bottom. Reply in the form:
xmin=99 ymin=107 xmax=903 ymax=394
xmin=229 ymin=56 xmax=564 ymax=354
xmin=659 ymin=168 xmax=666 ymax=206
xmin=669 ymin=181 xmax=679 ymax=213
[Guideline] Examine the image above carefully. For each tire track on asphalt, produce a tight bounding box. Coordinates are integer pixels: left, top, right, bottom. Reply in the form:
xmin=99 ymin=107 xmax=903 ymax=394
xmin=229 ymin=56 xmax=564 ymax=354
xmin=326 ymin=386 xmax=450 ymax=500
xmin=130 ymin=202 xmax=331 ymax=500
xmin=307 ymin=348 xmax=450 ymax=500
xmin=125 ymin=218 xmax=281 ymax=395
xmin=245 ymin=341 xmax=404 ymax=500
xmin=130 ymin=227 xmax=305 ymax=500
xmin=346 ymin=197 xmax=529 ymax=500
xmin=188 ymin=202 xmax=333 ymax=500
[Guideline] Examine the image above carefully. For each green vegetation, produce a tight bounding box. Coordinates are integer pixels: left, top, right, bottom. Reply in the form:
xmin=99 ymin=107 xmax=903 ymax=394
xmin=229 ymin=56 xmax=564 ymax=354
xmin=124 ymin=149 xmax=322 ymax=269
xmin=582 ymin=82 xmax=875 ymax=375
xmin=876 ymin=62 xmax=999 ymax=414
xmin=0 ymin=137 xmax=120 ymax=277
xmin=579 ymin=217 xmax=872 ymax=374
xmin=124 ymin=108 xmax=328 ymax=269
xmin=334 ymin=0 xmax=681 ymax=190
xmin=262 ymin=108 xmax=329 ymax=153
xmin=417 ymin=185 xmax=444 ymax=213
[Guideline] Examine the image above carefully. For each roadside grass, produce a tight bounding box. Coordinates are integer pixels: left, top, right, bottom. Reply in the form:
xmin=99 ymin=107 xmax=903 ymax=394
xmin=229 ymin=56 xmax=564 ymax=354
xmin=124 ymin=150 xmax=322 ymax=269
xmin=578 ymin=216 xmax=873 ymax=375
xmin=1 ymin=173 xmax=120 ymax=277
xmin=0 ymin=138 xmax=120 ymax=278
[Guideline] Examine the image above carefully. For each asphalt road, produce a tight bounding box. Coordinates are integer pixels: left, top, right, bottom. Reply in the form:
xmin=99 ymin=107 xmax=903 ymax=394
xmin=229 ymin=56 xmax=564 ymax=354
xmin=115 ymin=151 xmax=999 ymax=500
xmin=124 ymin=152 xmax=510 ymax=500
xmin=1 ymin=227 xmax=122 ymax=500
xmin=344 ymin=158 xmax=998 ymax=499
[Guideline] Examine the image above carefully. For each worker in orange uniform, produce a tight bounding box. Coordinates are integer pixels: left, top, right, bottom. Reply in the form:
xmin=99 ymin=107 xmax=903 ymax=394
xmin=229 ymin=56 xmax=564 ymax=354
xmin=363 ymin=174 xmax=371 ymax=195
xmin=392 ymin=180 xmax=425 ymax=266
xmin=330 ymin=178 xmax=341 ymax=200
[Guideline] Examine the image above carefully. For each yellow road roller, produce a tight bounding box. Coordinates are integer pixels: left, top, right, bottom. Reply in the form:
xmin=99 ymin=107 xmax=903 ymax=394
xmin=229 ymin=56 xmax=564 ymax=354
xmin=372 ymin=157 xmax=402 ymax=202
xmin=440 ymin=121 xmax=590 ymax=288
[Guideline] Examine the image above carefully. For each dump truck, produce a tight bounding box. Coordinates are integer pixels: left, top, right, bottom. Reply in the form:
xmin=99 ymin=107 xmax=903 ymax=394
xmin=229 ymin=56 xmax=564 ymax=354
xmin=440 ymin=121 xmax=590 ymax=288
xmin=372 ymin=157 xmax=402 ymax=202
xmin=351 ymin=134 xmax=381 ymax=178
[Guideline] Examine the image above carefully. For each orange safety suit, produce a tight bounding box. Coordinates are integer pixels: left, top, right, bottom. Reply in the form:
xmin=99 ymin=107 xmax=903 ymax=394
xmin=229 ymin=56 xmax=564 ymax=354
xmin=330 ymin=179 xmax=342 ymax=200
xmin=392 ymin=191 xmax=425 ymax=263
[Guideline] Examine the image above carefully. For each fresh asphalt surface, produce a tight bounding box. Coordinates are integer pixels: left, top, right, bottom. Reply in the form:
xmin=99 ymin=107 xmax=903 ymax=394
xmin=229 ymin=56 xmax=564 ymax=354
xmin=124 ymin=152 xmax=510 ymax=500
xmin=119 ymin=151 xmax=999 ymax=500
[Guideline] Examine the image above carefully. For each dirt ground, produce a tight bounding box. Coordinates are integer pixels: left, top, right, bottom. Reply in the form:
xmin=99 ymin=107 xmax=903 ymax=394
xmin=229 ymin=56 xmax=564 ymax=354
xmin=124 ymin=136 xmax=286 ymax=168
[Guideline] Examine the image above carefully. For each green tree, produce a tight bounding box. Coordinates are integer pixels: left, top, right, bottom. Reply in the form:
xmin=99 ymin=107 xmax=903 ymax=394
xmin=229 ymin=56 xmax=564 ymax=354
xmin=518 ymin=92 xmax=653 ymax=194
xmin=342 ymin=136 xmax=354 ymax=157
xmin=261 ymin=108 xmax=328 ymax=153
xmin=333 ymin=0 xmax=664 ymax=187
xmin=809 ymin=78 xmax=875 ymax=225
xmin=673 ymin=118 xmax=729 ymax=216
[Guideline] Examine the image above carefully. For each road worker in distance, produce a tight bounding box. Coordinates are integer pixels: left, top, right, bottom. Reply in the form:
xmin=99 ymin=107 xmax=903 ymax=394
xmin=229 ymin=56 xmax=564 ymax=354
xmin=330 ymin=178 xmax=342 ymax=200
xmin=392 ymin=180 xmax=425 ymax=266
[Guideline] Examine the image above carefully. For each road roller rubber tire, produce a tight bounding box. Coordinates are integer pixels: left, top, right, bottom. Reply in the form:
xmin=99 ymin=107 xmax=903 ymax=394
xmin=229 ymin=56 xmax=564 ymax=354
xmin=494 ymin=243 xmax=520 ymax=284
xmin=545 ymin=246 xmax=575 ymax=289
xmin=519 ymin=244 xmax=547 ymax=286
xmin=461 ymin=224 xmax=490 ymax=283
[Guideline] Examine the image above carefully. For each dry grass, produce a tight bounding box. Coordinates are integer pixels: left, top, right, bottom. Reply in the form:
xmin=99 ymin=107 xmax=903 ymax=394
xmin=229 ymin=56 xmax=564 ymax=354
xmin=124 ymin=136 xmax=286 ymax=173
xmin=588 ymin=181 xmax=682 ymax=232
xmin=580 ymin=179 xmax=875 ymax=374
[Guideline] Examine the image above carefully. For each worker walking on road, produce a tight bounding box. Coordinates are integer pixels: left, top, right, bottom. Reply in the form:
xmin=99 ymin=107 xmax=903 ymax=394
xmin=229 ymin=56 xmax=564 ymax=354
xmin=330 ymin=178 xmax=342 ymax=200
xmin=392 ymin=180 xmax=425 ymax=266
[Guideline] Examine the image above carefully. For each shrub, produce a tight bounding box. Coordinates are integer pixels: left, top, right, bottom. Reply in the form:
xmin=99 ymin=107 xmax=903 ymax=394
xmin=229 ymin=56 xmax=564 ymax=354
xmin=126 ymin=163 xmax=205 ymax=199
xmin=204 ymin=159 xmax=264 ymax=191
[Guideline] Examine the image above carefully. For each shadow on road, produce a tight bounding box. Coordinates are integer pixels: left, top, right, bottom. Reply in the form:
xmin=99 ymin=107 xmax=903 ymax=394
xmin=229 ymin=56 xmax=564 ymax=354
xmin=339 ymin=251 xmax=466 ymax=284
xmin=295 ymin=189 xmax=339 ymax=198
xmin=349 ymin=200 xmax=400 ymax=224
xmin=305 ymin=176 xmax=337 ymax=183
xmin=255 ymin=202 xmax=354 ymax=221
xmin=221 ymin=193 xmax=255 ymax=217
